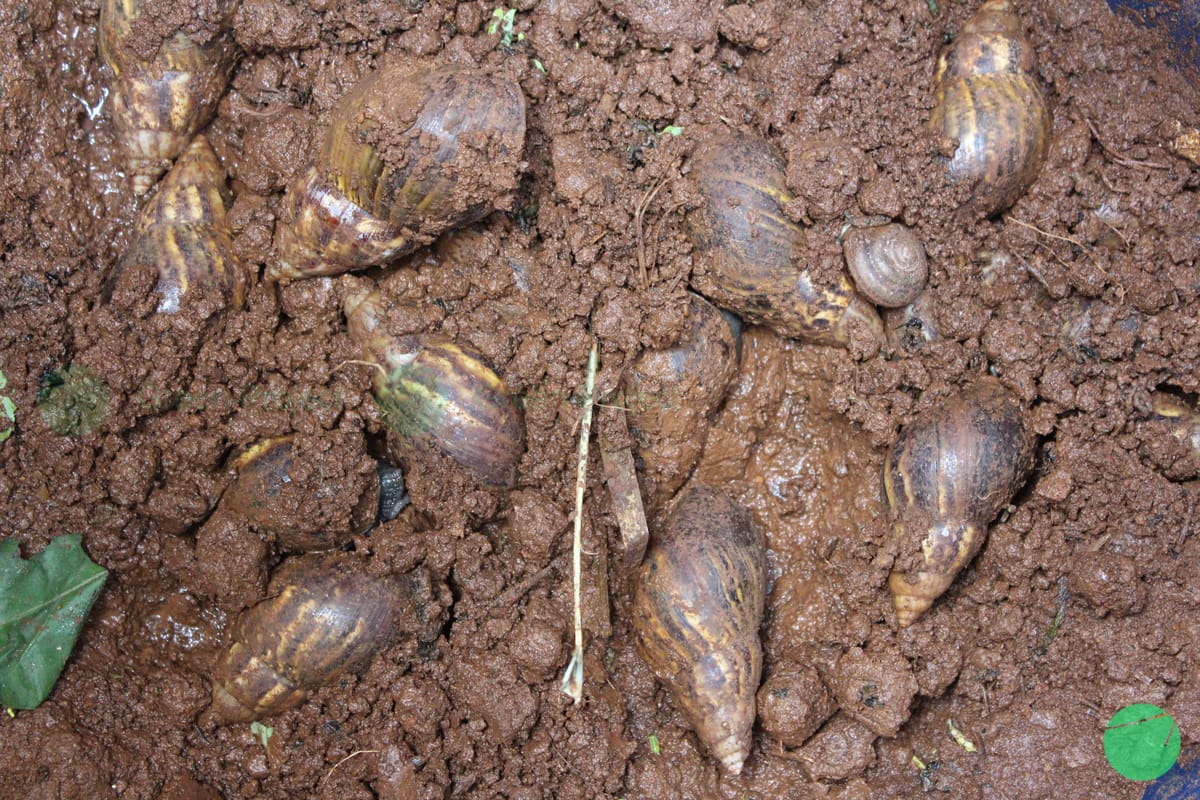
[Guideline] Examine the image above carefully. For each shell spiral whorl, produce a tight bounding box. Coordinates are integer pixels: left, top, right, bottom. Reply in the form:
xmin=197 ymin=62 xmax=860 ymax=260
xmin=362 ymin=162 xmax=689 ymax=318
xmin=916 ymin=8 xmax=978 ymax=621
xmin=632 ymin=485 xmax=767 ymax=775
xmin=686 ymin=132 xmax=884 ymax=354
xmin=930 ymin=0 xmax=1051 ymax=216
xmin=344 ymin=286 xmax=525 ymax=488
xmin=886 ymin=378 xmax=1036 ymax=626
xmin=269 ymin=65 xmax=527 ymax=281
xmin=99 ymin=0 xmax=239 ymax=195
xmin=210 ymin=553 xmax=414 ymax=722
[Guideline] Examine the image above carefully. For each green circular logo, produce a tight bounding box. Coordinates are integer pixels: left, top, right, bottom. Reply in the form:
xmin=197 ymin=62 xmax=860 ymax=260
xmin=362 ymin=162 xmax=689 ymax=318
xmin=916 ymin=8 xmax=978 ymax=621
xmin=1103 ymin=704 xmax=1181 ymax=781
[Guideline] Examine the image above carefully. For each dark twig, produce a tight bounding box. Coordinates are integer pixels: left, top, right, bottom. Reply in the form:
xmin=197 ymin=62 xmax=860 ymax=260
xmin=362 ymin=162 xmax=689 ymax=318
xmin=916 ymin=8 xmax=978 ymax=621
xmin=1085 ymin=118 xmax=1170 ymax=170
xmin=635 ymin=176 xmax=671 ymax=287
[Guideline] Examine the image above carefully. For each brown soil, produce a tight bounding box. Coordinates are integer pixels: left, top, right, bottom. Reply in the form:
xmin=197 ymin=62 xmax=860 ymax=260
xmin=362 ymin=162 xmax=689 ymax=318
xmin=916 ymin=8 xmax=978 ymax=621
xmin=1 ymin=0 xmax=1198 ymax=798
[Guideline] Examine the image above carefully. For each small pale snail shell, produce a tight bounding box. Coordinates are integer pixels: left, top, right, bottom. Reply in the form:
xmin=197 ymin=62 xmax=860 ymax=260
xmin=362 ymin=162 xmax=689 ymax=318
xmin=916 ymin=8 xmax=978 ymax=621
xmin=107 ymin=135 xmax=246 ymax=315
xmin=632 ymin=484 xmax=767 ymax=775
xmin=269 ymin=64 xmax=527 ymax=282
xmin=99 ymin=0 xmax=239 ymax=195
xmin=930 ymin=0 xmax=1052 ymax=216
xmin=343 ymin=285 xmax=525 ymax=487
xmin=886 ymin=377 xmax=1035 ymax=627
xmin=686 ymin=131 xmax=884 ymax=354
xmin=842 ymin=223 xmax=928 ymax=308
xmin=623 ymin=294 xmax=741 ymax=512
xmin=209 ymin=552 xmax=425 ymax=722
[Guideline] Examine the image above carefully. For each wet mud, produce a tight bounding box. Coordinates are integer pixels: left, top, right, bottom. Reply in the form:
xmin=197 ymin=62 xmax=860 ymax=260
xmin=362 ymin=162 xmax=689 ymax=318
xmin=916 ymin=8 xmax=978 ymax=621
xmin=1 ymin=0 xmax=1198 ymax=797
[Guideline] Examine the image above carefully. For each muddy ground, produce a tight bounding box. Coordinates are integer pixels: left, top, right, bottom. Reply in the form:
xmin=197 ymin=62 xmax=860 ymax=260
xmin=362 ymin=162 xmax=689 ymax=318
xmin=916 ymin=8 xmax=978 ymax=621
xmin=1 ymin=0 xmax=1198 ymax=797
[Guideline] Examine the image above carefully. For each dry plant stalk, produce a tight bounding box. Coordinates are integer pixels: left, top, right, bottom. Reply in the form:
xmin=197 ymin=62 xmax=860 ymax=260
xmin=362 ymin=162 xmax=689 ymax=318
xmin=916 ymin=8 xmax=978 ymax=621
xmin=598 ymin=399 xmax=649 ymax=572
xmin=561 ymin=342 xmax=599 ymax=703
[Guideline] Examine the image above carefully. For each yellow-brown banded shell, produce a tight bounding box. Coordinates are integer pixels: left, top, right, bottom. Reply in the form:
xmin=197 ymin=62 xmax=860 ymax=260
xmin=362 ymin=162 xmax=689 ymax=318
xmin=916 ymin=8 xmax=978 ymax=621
xmin=632 ymin=484 xmax=767 ymax=775
xmin=931 ymin=0 xmax=1051 ymax=216
xmin=344 ymin=286 xmax=525 ymax=488
xmin=886 ymin=378 xmax=1035 ymax=627
xmin=624 ymin=294 xmax=741 ymax=511
xmin=221 ymin=436 xmax=382 ymax=552
xmin=99 ymin=0 xmax=238 ymax=196
xmin=210 ymin=553 xmax=412 ymax=722
xmin=268 ymin=65 xmax=527 ymax=282
xmin=109 ymin=135 xmax=245 ymax=314
xmin=686 ymin=132 xmax=884 ymax=354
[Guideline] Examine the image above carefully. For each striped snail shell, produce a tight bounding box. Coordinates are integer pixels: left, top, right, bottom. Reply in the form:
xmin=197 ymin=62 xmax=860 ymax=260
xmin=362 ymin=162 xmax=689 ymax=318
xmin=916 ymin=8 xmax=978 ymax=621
xmin=210 ymin=553 xmax=415 ymax=722
xmin=886 ymin=378 xmax=1035 ymax=627
xmin=930 ymin=0 xmax=1051 ymax=216
xmin=108 ymin=135 xmax=245 ymax=314
xmin=632 ymin=485 xmax=767 ymax=775
xmin=99 ymin=0 xmax=239 ymax=195
xmin=344 ymin=285 xmax=525 ymax=488
xmin=623 ymin=294 xmax=741 ymax=512
xmin=268 ymin=65 xmax=527 ymax=282
xmin=220 ymin=436 xmax=384 ymax=552
xmin=686 ymin=132 xmax=884 ymax=354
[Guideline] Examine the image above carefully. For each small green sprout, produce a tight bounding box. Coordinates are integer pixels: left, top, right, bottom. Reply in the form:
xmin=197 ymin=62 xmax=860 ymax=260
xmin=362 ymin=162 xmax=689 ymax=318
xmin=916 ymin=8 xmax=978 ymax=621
xmin=0 ymin=370 xmax=15 ymax=442
xmin=488 ymin=8 xmax=523 ymax=47
xmin=250 ymin=720 xmax=274 ymax=749
xmin=658 ymin=125 xmax=683 ymax=137
xmin=648 ymin=734 xmax=661 ymax=755
xmin=533 ymin=58 xmax=546 ymax=74
xmin=5 ymin=707 xmax=14 ymax=718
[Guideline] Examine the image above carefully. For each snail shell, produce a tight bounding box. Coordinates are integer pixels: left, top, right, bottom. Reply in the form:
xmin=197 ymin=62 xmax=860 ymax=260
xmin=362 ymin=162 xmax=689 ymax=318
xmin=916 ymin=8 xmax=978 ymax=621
xmin=1135 ymin=392 xmax=1200 ymax=481
xmin=843 ymin=223 xmax=928 ymax=308
xmin=99 ymin=0 xmax=239 ymax=195
xmin=210 ymin=553 xmax=415 ymax=721
xmin=108 ymin=135 xmax=245 ymax=314
xmin=269 ymin=65 xmax=527 ymax=282
xmin=886 ymin=378 xmax=1035 ymax=627
xmin=930 ymin=0 xmax=1051 ymax=216
xmin=344 ymin=285 xmax=525 ymax=487
xmin=220 ymin=436 xmax=383 ymax=552
xmin=632 ymin=485 xmax=767 ymax=775
xmin=686 ymin=132 xmax=884 ymax=354
xmin=624 ymin=294 xmax=741 ymax=511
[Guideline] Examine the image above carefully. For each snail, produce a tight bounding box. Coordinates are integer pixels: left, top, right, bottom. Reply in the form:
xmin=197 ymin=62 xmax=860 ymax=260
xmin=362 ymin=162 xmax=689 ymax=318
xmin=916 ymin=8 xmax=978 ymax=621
xmin=886 ymin=378 xmax=1036 ymax=627
xmin=623 ymin=294 xmax=741 ymax=511
xmin=1134 ymin=392 xmax=1200 ymax=481
xmin=930 ymin=0 xmax=1051 ymax=216
xmin=268 ymin=65 xmax=527 ymax=282
xmin=210 ymin=553 xmax=427 ymax=721
xmin=221 ymin=436 xmax=408 ymax=551
xmin=686 ymin=132 xmax=884 ymax=354
xmin=632 ymin=485 xmax=767 ymax=775
xmin=842 ymin=223 xmax=928 ymax=308
xmin=344 ymin=285 xmax=525 ymax=488
xmin=107 ymin=135 xmax=245 ymax=314
xmin=99 ymin=0 xmax=239 ymax=195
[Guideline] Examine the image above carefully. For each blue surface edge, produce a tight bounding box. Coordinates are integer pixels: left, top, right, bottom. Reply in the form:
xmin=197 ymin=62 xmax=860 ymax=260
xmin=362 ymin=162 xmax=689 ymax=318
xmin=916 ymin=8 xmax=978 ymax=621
xmin=1142 ymin=748 xmax=1200 ymax=800
xmin=1107 ymin=0 xmax=1200 ymax=70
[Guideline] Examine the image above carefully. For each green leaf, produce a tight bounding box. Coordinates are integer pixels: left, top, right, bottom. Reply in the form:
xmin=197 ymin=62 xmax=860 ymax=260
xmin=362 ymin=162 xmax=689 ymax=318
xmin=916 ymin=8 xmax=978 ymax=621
xmin=0 ymin=535 xmax=108 ymax=709
xmin=250 ymin=720 xmax=274 ymax=749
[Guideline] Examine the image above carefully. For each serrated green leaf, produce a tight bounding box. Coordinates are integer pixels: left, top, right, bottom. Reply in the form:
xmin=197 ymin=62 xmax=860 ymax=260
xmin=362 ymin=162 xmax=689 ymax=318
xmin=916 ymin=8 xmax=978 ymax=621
xmin=0 ymin=534 xmax=108 ymax=709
